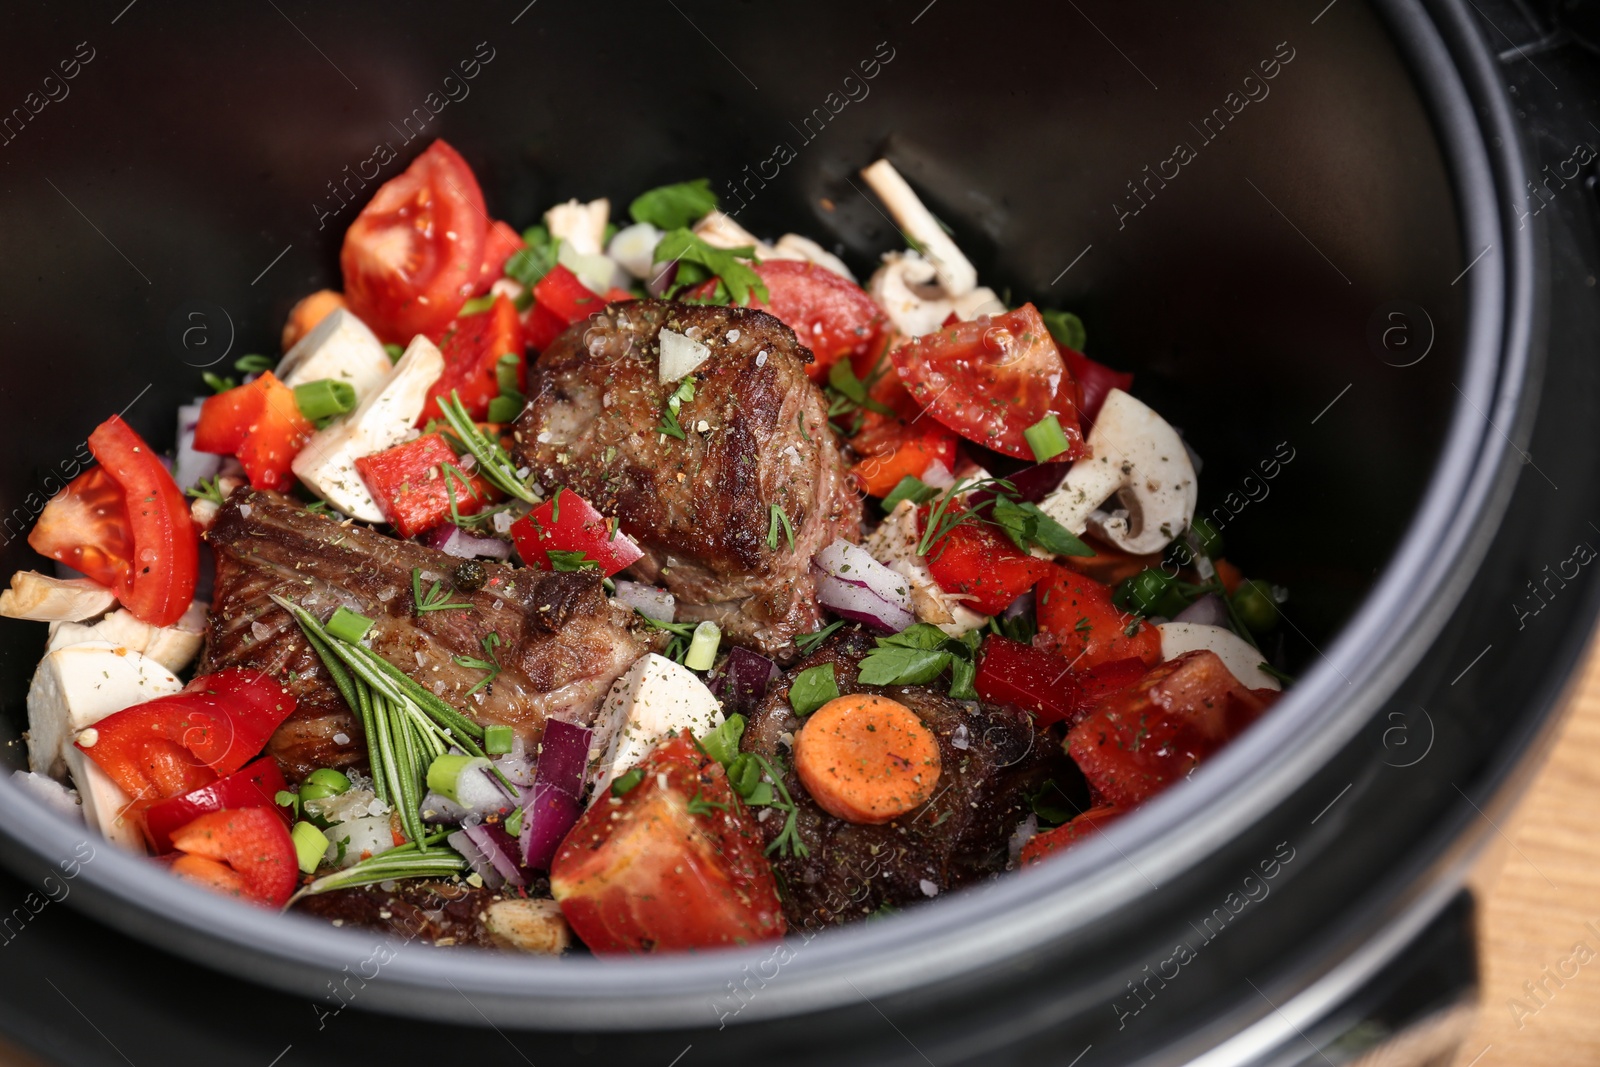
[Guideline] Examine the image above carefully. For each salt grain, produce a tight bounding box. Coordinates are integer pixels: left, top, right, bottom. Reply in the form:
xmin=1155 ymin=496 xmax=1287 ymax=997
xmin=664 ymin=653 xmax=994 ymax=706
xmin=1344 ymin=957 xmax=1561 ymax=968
xmin=333 ymin=732 xmax=350 ymax=745
xmin=727 ymin=329 xmax=741 ymax=342
xmin=919 ymin=879 xmax=939 ymax=898
xmin=755 ymin=351 xmax=768 ymax=367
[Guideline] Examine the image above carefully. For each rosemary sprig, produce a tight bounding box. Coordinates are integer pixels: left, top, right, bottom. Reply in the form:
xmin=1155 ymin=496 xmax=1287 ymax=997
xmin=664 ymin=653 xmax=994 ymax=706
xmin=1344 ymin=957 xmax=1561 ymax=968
xmin=638 ymin=614 xmax=697 ymax=664
xmin=412 ymin=567 xmax=472 ymax=613
xmin=438 ymin=391 xmax=536 ymax=503
xmin=285 ymin=831 xmax=462 ymax=907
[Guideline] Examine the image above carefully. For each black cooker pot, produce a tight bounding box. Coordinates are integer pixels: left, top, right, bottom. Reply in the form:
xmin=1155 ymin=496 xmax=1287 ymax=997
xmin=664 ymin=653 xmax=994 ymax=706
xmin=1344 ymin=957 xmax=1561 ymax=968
xmin=1 ymin=0 xmax=1597 ymax=1063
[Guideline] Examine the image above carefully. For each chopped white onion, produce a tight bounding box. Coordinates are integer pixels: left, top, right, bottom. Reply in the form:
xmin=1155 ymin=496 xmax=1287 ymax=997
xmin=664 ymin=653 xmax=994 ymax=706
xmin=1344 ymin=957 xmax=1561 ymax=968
xmin=612 ymin=580 xmax=675 ymax=622
xmin=173 ymin=400 xmax=221 ymax=490
xmin=659 ymin=328 xmax=711 ymax=383
xmin=921 ymin=459 xmax=956 ymax=490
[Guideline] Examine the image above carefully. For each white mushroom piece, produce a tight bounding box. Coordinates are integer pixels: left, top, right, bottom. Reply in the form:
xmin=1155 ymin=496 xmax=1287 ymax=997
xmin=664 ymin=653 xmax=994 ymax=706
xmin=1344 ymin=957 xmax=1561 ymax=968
xmin=858 ymin=159 xmax=1003 ymax=336
xmin=1157 ymin=622 xmax=1282 ymax=692
xmin=1037 ymin=389 xmax=1198 ymax=555
xmin=544 ymin=197 xmax=611 ymax=256
xmin=689 ymin=212 xmax=855 ymax=280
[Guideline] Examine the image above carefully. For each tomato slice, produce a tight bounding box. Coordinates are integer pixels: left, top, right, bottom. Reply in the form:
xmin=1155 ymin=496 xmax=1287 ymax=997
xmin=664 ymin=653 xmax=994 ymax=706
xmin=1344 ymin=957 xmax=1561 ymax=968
xmin=77 ymin=669 xmax=298 ymax=806
xmin=1020 ymin=806 xmax=1122 ymax=866
xmin=474 ymin=220 xmax=525 ymax=295
xmin=354 ymin=432 xmax=495 ymax=538
xmin=194 ymin=372 xmax=314 ymax=492
xmin=919 ymin=507 xmax=1053 ymax=616
xmin=419 ymin=294 xmax=523 ymax=424
xmin=28 ymin=466 xmax=133 ymax=593
xmin=340 ymin=139 xmax=489 ymax=345
xmin=1067 ymin=650 xmax=1278 ymax=807
xmin=533 ymin=264 xmax=610 ymax=325
xmin=169 ymin=808 xmax=299 ymax=908
xmin=550 ymin=734 xmax=786 ymax=953
xmin=509 ymin=489 xmax=643 ymax=577
xmin=142 ymin=757 xmax=290 ymax=853
xmin=890 ymin=304 xmax=1086 ymax=460
xmin=974 ymin=635 xmax=1083 ymax=725
xmin=1035 ymin=565 xmax=1161 ymax=670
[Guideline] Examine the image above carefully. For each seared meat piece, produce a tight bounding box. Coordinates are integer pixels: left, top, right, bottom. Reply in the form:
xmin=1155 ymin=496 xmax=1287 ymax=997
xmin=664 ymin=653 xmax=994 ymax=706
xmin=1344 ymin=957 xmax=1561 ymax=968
xmin=201 ymin=490 xmax=647 ymax=780
xmin=741 ymin=627 xmax=1074 ymax=929
xmin=293 ymin=878 xmax=569 ymax=953
xmin=511 ymin=300 xmax=860 ymax=662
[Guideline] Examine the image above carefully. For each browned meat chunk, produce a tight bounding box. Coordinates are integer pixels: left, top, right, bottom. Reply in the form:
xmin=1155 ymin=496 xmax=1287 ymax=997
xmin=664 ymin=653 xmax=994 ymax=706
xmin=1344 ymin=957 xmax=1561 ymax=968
xmin=742 ymin=627 xmax=1074 ymax=929
xmin=293 ymin=879 xmax=569 ymax=953
xmin=201 ymin=490 xmax=647 ymax=780
xmin=511 ymin=300 xmax=860 ymax=662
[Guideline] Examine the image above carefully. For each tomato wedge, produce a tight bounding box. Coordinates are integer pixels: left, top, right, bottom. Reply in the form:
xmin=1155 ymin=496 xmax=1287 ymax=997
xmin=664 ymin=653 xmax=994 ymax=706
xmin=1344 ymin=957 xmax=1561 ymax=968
xmin=1020 ymin=806 xmax=1122 ymax=866
xmin=27 ymin=466 xmax=133 ymax=593
xmin=510 ymin=489 xmax=643 ymax=577
xmin=1035 ymin=566 xmax=1161 ymax=670
xmin=340 ymin=139 xmax=488 ymax=344
xmin=1067 ymin=650 xmax=1278 ymax=807
xmin=142 ymin=757 xmax=290 ymax=853
xmin=890 ymin=304 xmax=1086 ymax=460
xmin=474 ymin=220 xmax=525 ymax=295
xmin=919 ymin=507 xmax=1052 ymax=616
xmin=419 ymin=294 xmax=523 ymax=423
xmin=76 ymin=669 xmax=297 ymax=806
xmin=169 ymin=808 xmax=299 ymax=908
xmin=29 ymin=416 xmax=198 ymax=627
xmin=550 ymin=734 xmax=785 ymax=953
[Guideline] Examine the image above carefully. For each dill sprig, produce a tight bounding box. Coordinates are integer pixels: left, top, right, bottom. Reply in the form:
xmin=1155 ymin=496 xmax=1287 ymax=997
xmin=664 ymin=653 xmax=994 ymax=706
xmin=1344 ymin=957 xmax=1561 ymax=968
xmin=412 ymin=567 xmax=471 ymax=614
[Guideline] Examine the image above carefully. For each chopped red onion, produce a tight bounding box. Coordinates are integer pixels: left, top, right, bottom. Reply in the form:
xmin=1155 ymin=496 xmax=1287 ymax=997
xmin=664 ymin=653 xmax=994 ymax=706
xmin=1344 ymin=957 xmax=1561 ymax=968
xmin=461 ymin=822 xmax=528 ymax=888
xmin=422 ymin=791 xmax=471 ymax=825
xmin=613 ymin=580 xmax=676 ymax=622
xmin=707 ymin=646 xmax=780 ymax=715
xmin=518 ymin=781 xmax=581 ymax=871
xmin=1002 ymin=590 xmax=1035 ymax=621
xmin=812 ymin=539 xmax=915 ymax=633
xmin=535 ymin=719 xmax=592 ymax=799
xmin=1174 ymin=593 xmax=1229 ymax=628
xmin=646 ymin=259 xmax=679 ymax=298
xmin=425 ymin=524 xmax=513 ymax=560
xmin=448 ymin=828 xmax=507 ymax=889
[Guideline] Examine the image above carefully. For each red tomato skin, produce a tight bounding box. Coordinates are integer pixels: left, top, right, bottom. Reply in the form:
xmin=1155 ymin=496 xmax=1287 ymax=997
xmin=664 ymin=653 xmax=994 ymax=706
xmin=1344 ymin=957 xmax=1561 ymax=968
xmin=550 ymin=734 xmax=785 ymax=953
xmin=169 ymin=807 xmax=299 ymax=908
xmin=85 ymin=415 xmax=199 ymax=627
xmin=474 ymin=220 xmax=525 ymax=295
xmin=523 ymin=301 xmax=567 ymax=352
xmin=419 ymin=295 xmax=524 ymax=423
xmin=752 ymin=261 xmax=885 ymax=381
xmin=78 ymin=670 xmax=298 ymax=804
xmin=194 ymin=373 xmax=314 ymax=492
xmin=510 ymin=489 xmax=643 ymax=577
xmin=355 ymin=433 xmax=494 ymax=538
xmin=142 ymin=757 xmax=290 ymax=853
xmin=890 ymin=304 xmax=1086 ymax=460
xmin=1061 ymin=344 xmax=1133 ymax=428
xmin=28 ymin=467 xmax=133 ymax=593
xmin=1035 ymin=566 xmax=1161 ymax=670
xmin=1066 ymin=651 xmax=1279 ymax=808
xmin=533 ymin=265 xmax=609 ymax=325
xmin=974 ymin=636 xmax=1084 ymax=725
xmin=1020 ymin=806 xmax=1122 ymax=865
xmin=340 ymin=140 xmax=489 ymax=344
xmin=919 ymin=508 xmax=1053 ymax=616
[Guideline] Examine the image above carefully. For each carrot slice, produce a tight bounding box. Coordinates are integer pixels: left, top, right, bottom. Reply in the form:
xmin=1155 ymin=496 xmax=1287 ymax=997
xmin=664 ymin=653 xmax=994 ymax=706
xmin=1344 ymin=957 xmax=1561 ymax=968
xmin=281 ymin=289 xmax=347 ymax=351
xmin=793 ymin=695 xmax=941 ymax=824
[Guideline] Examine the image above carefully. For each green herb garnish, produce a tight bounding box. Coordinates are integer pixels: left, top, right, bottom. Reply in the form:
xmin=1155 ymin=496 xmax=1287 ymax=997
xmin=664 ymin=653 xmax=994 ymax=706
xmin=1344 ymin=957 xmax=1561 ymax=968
xmin=652 ymin=229 xmax=769 ymax=306
xmin=186 ymin=476 xmax=226 ymax=504
xmin=412 ymin=567 xmax=472 ymax=614
xmin=629 ymin=178 xmax=718 ymax=230
xmin=1041 ymin=309 xmax=1087 ymax=352
xmin=453 ymin=632 xmax=503 ymax=696
xmin=788 ymin=664 xmax=839 ymax=717
xmin=438 ymin=391 xmax=537 ymax=503
xmin=504 ymin=224 xmax=560 ymax=288
xmin=687 ymin=788 xmax=730 ymax=816
xmin=793 ymin=620 xmax=844 ymax=657
xmin=766 ymin=503 xmax=795 ymax=551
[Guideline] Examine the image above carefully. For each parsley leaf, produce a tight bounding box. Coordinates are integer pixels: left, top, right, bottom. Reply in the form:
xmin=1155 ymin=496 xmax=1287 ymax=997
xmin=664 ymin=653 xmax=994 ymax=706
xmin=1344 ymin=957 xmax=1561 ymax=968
xmin=855 ymin=623 xmax=983 ymax=699
xmin=653 ymin=229 xmax=769 ymax=306
xmin=1041 ymin=309 xmax=1087 ymax=352
xmin=656 ymin=377 xmax=696 ymax=440
xmin=989 ymin=495 xmax=1094 ymax=557
xmin=504 ymin=224 xmax=560 ymax=287
xmin=789 ymin=664 xmax=839 ymax=716
xmin=856 ymin=646 xmax=951 ymax=687
xmin=629 ymin=179 xmax=718 ymax=230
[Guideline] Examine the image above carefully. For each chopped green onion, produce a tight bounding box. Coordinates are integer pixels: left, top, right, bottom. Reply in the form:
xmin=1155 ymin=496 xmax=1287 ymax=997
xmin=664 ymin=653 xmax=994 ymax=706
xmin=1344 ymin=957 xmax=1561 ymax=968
xmin=881 ymin=475 xmax=939 ymax=514
xmin=495 ymin=353 xmax=521 ymax=396
xmin=234 ymin=353 xmax=274 ymax=374
xmin=684 ymin=621 xmax=721 ymax=671
xmin=325 ymin=606 xmax=374 ymax=643
xmin=426 ymin=753 xmax=490 ymax=806
xmin=484 ymin=724 xmax=514 ymax=755
xmin=504 ymin=807 xmax=524 ymax=837
xmin=459 ymin=294 xmax=496 ymax=316
xmin=700 ymin=713 xmax=745 ymax=767
xmin=202 ymin=371 xmax=236 ymax=394
xmin=789 ymin=663 xmax=839 ymax=717
xmin=1023 ymin=413 xmax=1071 ymax=462
xmin=298 ymin=768 xmax=352 ymax=804
xmin=612 ymin=768 xmax=646 ymax=796
xmin=291 ymin=821 xmax=330 ymax=874
xmin=293 ymin=378 xmax=357 ymax=423
xmin=486 ymin=396 xmax=520 ymax=423
xmin=286 ymin=832 xmax=462 ymax=905
xmin=383 ymin=342 xmax=405 ymax=363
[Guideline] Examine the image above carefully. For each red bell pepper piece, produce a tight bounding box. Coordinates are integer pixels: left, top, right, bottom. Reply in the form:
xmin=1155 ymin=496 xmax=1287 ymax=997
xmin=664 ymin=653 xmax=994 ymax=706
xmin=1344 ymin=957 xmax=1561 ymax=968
xmin=354 ymin=433 xmax=496 ymax=538
xmin=474 ymin=220 xmax=525 ymax=295
xmin=850 ymin=429 xmax=959 ymax=498
xmin=1060 ymin=344 xmax=1133 ymax=429
xmin=523 ymin=300 xmax=567 ymax=352
xmin=1067 ymin=650 xmax=1279 ymax=808
xmin=193 ymin=372 xmax=314 ymax=491
xmin=919 ymin=507 xmax=1053 ymax=616
xmin=142 ymin=757 xmax=290 ymax=853
xmin=510 ymin=489 xmax=643 ymax=577
xmin=76 ymin=669 xmax=297 ymax=806
xmin=532 ymin=264 xmax=609 ymax=325
xmin=168 ymin=807 xmax=299 ymax=908
xmin=1020 ymin=806 xmax=1122 ymax=866
xmin=551 ymin=734 xmax=785 ymax=953
xmin=419 ymin=294 xmax=524 ymax=423
xmin=1035 ymin=565 xmax=1162 ymax=670
xmin=974 ymin=635 xmax=1083 ymax=725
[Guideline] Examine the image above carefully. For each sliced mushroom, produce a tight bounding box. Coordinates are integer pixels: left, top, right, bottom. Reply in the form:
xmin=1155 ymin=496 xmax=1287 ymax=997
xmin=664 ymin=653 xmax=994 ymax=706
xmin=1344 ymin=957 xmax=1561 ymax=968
xmin=1037 ymin=389 xmax=1197 ymax=555
xmin=1156 ymin=622 xmax=1281 ymax=691
xmin=864 ymin=501 xmax=987 ymax=636
xmin=860 ymin=159 xmax=977 ymax=297
xmin=867 ymin=252 xmax=955 ymax=337
xmin=0 ymin=572 xmax=115 ymax=623
xmin=692 ymin=210 xmax=782 ymax=258
xmin=772 ymin=233 xmax=855 ymax=280
xmin=544 ymin=198 xmax=610 ymax=257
